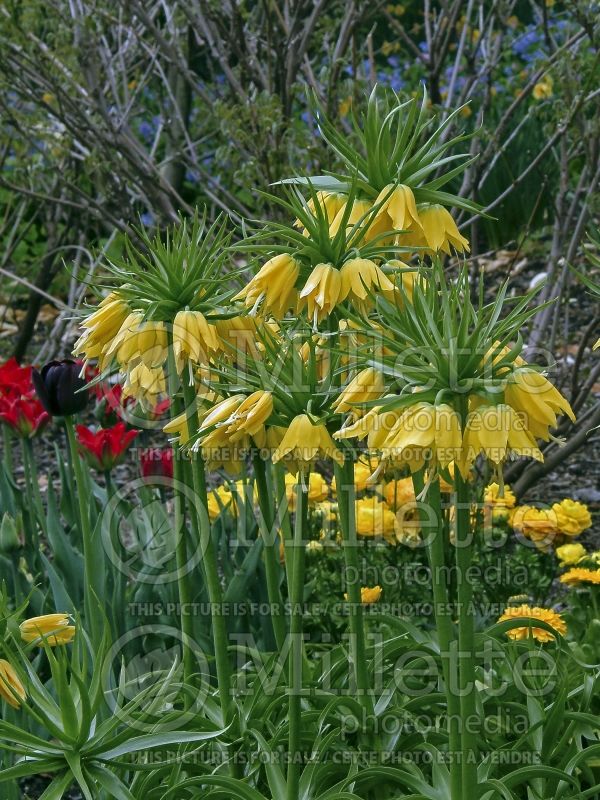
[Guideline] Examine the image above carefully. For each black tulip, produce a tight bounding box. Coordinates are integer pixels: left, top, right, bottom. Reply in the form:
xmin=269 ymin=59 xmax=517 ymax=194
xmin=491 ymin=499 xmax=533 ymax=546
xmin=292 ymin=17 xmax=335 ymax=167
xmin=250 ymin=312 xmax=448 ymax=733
xmin=32 ymin=360 xmax=89 ymax=417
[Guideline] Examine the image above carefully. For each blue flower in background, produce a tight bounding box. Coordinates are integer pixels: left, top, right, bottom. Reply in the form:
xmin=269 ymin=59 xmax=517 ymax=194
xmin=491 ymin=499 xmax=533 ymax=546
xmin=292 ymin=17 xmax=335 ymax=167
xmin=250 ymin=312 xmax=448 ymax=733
xmin=140 ymin=211 xmax=154 ymax=227
xmin=185 ymin=170 xmax=200 ymax=184
xmin=138 ymin=121 xmax=153 ymax=141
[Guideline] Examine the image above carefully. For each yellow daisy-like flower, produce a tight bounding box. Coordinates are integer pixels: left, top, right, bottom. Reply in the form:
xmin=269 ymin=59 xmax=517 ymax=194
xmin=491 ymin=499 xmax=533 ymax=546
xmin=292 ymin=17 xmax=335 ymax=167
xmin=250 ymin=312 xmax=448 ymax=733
xmin=458 ymin=403 xmax=542 ymax=477
xmin=172 ymin=310 xmax=219 ymax=372
xmin=355 ymin=497 xmax=396 ymax=542
xmin=551 ymin=499 xmax=592 ymax=537
xmin=332 ymin=367 xmax=385 ymax=418
xmin=511 ymin=505 xmax=558 ymax=551
xmin=344 ymin=585 xmax=382 ymax=604
xmin=382 ymin=477 xmax=415 ymax=511
xmin=555 ymin=543 xmax=587 ymax=567
xmin=234 ymin=253 xmax=300 ymax=318
xmin=285 ymin=472 xmax=329 ymax=509
xmin=299 ymin=263 xmax=342 ymax=324
xmin=498 ymin=604 xmax=566 ymax=643
xmin=20 ymin=613 xmax=76 ymax=646
xmin=0 ymin=659 xmax=26 ymax=708
xmin=272 ymin=414 xmax=343 ymax=474
xmin=504 ymin=368 xmax=575 ymax=441
xmin=484 ymin=482 xmax=516 ymax=523
xmin=559 ymin=567 xmax=600 ymax=586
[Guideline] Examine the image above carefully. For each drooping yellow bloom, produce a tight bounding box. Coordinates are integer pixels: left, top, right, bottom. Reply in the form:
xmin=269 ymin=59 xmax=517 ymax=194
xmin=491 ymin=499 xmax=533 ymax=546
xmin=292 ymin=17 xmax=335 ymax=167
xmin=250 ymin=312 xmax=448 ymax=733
xmin=172 ymin=310 xmax=219 ymax=372
xmin=285 ymin=472 xmax=329 ymax=509
xmin=416 ymin=204 xmax=470 ymax=255
xmin=0 ymin=660 xmax=26 ymax=708
xmin=122 ymin=363 xmax=166 ymax=408
xmin=504 ymin=368 xmax=575 ymax=441
xmin=382 ymin=477 xmax=415 ymax=511
xmin=551 ymin=499 xmax=592 ymax=537
xmin=498 ymin=604 xmax=566 ymax=643
xmin=20 ymin=613 xmax=75 ymax=646
xmin=234 ymin=253 xmax=300 ymax=318
xmin=214 ymin=315 xmax=261 ymax=357
xmin=272 ymin=414 xmax=343 ymax=473
xmin=299 ymin=263 xmax=342 ymax=324
xmin=223 ymin=391 xmax=273 ymax=443
xmin=511 ymin=505 xmax=558 ymax=551
xmin=332 ymin=367 xmax=385 ymax=417
xmin=295 ymin=191 xmax=347 ymax=230
xmin=373 ymin=184 xmax=423 ymax=234
xmin=458 ymin=404 xmax=542 ymax=477
xmin=329 ymin=198 xmax=392 ymax=245
xmin=345 ymin=585 xmax=382 ymax=603
xmin=380 ymin=402 xmax=463 ymax=472
xmin=195 ymin=395 xmax=246 ymax=450
xmin=163 ymin=408 xmax=194 ymax=445
xmin=339 ymin=258 xmax=395 ymax=306
xmin=73 ymin=293 xmax=131 ymax=365
xmin=560 ymin=567 xmax=600 ymax=586
xmin=355 ymin=497 xmax=396 ymax=542
xmin=556 ymin=543 xmax=587 ymax=567
xmin=105 ymin=315 xmax=168 ymax=369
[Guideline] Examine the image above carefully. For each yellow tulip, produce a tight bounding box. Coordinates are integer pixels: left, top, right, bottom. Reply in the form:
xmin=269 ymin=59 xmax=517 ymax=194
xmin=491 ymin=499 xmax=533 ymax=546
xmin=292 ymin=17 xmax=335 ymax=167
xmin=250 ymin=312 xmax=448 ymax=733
xmin=0 ymin=659 xmax=26 ymax=707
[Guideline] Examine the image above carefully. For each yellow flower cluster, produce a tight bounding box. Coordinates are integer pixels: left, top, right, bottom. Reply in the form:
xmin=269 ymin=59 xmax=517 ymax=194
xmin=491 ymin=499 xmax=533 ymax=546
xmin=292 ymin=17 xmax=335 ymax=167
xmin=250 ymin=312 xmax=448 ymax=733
xmin=511 ymin=498 xmax=592 ymax=551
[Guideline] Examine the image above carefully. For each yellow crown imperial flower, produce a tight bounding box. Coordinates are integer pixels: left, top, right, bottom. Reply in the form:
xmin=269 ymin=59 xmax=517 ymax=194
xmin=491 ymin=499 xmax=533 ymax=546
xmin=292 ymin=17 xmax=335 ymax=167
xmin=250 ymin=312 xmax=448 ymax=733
xmin=504 ymin=368 xmax=575 ymax=441
xmin=0 ymin=659 xmax=26 ymax=708
xmin=172 ymin=310 xmax=220 ymax=373
xmin=339 ymin=258 xmax=395 ymax=306
xmin=332 ymin=367 xmax=385 ymax=417
xmin=380 ymin=401 xmax=462 ymax=472
xmin=299 ymin=263 xmax=342 ymax=325
xmin=122 ymin=363 xmax=166 ymax=408
xmin=555 ymin=543 xmax=587 ymax=567
xmin=295 ymin=191 xmax=346 ymax=231
xmin=560 ymin=567 xmax=600 ymax=586
xmin=73 ymin=293 xmax=131 ymax=366
xmin=373 ymin=184 xmax=423 ymax=235
xmin=272 ymin=414 xmax=343 ymax=474
xmin=498 ymin=604 xmax=566 ymax=643
xmin=195 ymin=395 xmax=246 ymax=450
xmin=20 ymin=613 xmax=76 ymax=646
xmin=329 ymin=198 xmax=392 ymax=245
xmin=223 ymin=390 xmax=273 ymax=442
xmin=551 ymin=499 xmax=592 ymax=537
xmin=458 ymin=403 xmax=542 ymax=477
xmin=410 ymin=204 xmax=470 ymax=255
xmin=234 ymin=253 xmax=300 ymax=318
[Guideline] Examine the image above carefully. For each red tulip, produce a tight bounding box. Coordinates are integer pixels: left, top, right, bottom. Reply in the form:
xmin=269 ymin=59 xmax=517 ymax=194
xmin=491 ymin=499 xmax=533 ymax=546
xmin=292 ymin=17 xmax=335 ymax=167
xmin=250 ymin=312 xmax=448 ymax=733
xmin=0 ymin=394 xmax=49 ymax=438
xmin=0 ymin=358 xmax=34 ymax=397
xmin=76 ymin=422 xmax=139 ymax=471
xmin=139 ymin=447 xmax=174 ymax=480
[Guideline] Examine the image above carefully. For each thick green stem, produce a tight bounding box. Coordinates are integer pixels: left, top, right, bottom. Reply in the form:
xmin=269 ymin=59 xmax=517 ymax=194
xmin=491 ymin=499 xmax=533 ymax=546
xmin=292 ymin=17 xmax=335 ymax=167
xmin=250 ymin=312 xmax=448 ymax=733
xmin=170 ymin=435 xmax=195 ymax=685
xmin=64 ymin=417 xmax=101 ymax=643
xmin=333 ymin=457 xmax=373 ymax=720
xmin=2 ymin=426 xmax=13 ymax=473
xmin=179 ymin=379 xmax=234 ymax=730
xmin=274 ymin=462 xmax=294 ymax=588
xmin=253 ymin=453 xmax=287 ymax=651
xmin=21 ymin=439 xmax=42 ymax=558
xmin=455 ymin=467 xmax=478 ymax=792
xmin=412 ymin=469 xmax=461 ymax=798
xmin=286 ymin=471 xmax=308 ymax=800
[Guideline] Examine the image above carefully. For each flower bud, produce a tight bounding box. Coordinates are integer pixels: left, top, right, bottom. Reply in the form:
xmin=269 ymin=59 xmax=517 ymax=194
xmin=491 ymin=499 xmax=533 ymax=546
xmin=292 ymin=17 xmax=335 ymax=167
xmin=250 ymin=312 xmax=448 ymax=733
xmin=32 ymin=360 xmax=88 ymax=417
xmin=0 ymin=513 xmax=21 ymax=553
